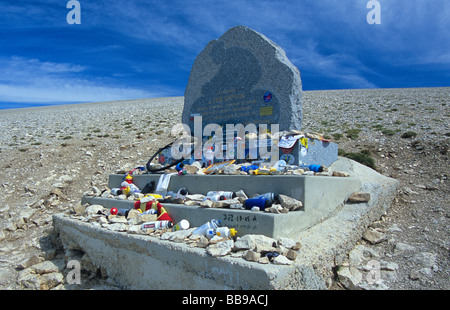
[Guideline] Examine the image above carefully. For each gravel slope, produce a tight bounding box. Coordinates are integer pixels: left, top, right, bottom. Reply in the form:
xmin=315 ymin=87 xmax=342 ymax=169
xmin=0 ymin=88 xmax=448 ymax=290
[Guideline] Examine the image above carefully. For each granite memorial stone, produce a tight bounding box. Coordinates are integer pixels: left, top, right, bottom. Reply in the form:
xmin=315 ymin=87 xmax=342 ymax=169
xmin=182 ymin=25 xmax=303 ymax=133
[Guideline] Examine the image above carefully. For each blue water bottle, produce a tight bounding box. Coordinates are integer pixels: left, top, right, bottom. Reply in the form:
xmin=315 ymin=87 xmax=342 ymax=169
xmin=244 ymin=197 xmax=272 ymax=210
xmin=306 ymin=164 xmax=323 ymax=172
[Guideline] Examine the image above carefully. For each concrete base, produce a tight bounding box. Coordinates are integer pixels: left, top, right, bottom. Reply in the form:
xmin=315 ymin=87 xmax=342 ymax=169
xmin=83 ymin=171 xmax=361 ymax=239
xmin=53 ymin=214 xmax=325 ymax=290
xmin=53 ymin=157 xmax=398 ymax=289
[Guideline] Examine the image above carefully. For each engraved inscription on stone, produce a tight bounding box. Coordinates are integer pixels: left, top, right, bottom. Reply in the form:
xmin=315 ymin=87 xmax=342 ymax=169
xmin=183 ymin=26 xmax=302 ymax=132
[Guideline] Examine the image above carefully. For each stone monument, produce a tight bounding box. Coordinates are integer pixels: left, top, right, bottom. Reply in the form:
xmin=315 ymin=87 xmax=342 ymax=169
xmin=182 ymin=25 xmax=303 ymax=133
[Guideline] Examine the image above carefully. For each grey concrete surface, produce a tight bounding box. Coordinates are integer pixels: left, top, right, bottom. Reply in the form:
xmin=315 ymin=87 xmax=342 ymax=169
xmin=91 ymin=167 xmax=362 ymax=238
xmin=54 ymin=213 xmax=327 ymax=289
xmin=54 ymin=157 xmax=398 ymax=289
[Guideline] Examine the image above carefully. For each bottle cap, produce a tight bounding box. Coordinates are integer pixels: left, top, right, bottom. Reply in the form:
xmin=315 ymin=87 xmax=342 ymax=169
xmin=273 ymin=193 xmax=280 ymax=203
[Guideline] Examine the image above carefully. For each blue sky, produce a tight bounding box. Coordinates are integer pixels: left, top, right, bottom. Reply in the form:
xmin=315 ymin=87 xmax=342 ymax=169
xmin=0 ymin=0 xmax=449 ymax=109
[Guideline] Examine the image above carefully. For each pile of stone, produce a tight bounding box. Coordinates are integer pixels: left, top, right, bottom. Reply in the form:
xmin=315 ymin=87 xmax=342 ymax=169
xmin=85 ymin=185 xmax=305 ymax=214
xmin=68 ymin=204 xmax=301 ymax=265
xmin=161 ymin=159 xmax=350 ymax=177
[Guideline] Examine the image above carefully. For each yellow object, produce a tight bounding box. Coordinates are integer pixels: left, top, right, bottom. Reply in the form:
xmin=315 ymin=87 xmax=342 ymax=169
xmin=216 ymin=228 xmax=237 ymax=238
xmin=123 ymin=186 xmax=131 ymax=196
xmin=144 ymin=193 xmax=162 ymax=199
xmin=299 ymin=137 xmax=308 ymax=148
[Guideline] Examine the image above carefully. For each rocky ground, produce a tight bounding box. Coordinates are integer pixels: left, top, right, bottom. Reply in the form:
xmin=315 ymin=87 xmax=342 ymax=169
xmin=0 ymin=87 xmax=448 ymax=290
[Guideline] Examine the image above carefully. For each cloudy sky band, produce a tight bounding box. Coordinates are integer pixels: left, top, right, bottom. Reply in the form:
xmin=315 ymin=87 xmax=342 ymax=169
xmin=0 ymin=0 xmax=448 ymax=109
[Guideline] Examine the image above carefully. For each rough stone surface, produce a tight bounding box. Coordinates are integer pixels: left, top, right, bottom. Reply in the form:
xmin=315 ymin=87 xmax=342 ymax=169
xmin=362 ymin=228 xmax=387 ymax=244
xmin=278 ymin=194 xmax=303 ymax=211
xmin=243 ymin=250 xmax=261 ymax=262
xmin=347 ymin=192 xmax=371 ymax=203
xmin=183 ymin=25 xmax=302 ymax=132
xmin=206 ymin=239 xmax=234 ymax=257
xmin=273 ymin=255 xmax=292 ymax=266
xmin=0 ymin=88 xmax=448 ymax=290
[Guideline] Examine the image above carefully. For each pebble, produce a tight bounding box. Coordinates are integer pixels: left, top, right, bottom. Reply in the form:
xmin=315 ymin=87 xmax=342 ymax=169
xmin=243 ymin=250 xmax=261 ymax=262
xmin=362 ymin=228 xmax=387 ymax=244
xmin=273 ymin=255 xmax=292 ymax=265
xmin=206 ymin=239 xmax=234 ymax=257
xmin=85 ymin=205 xmax=105 ymax=216
xmin=337 ymin=266 xmax=363 ymax=290
xmin=347 ymin=192 xmax=371 ymax=203
xmin=278 ymin=194 xmax=303 ymax=211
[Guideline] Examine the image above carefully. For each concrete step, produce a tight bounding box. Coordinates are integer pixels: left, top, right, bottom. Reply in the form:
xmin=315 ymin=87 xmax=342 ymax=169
xmin=54 ymin=157 xmax=399 ymax=289
xmin=81 ymin=172 xmax=361 ymax=239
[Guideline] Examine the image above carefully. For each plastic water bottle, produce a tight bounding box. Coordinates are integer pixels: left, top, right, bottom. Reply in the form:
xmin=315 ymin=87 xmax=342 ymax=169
xmin=192 ymin=219 xmax=221 ymax=236
xmin=205 ymin=228 xmax=215 ymax=239
xmin=176 ymin=188 xmax=188 ymax=199
xmin=205 ymin=146 xmax=214 ymax=167
xmin=110 ymin=188 xmax=123 ymax=196
xmin=206 ymin=191 xmax=236 ymax=199
xmin=244 ymin=197 xmax=272 ymax=210
xmin=140 ymin=209 xmax=157 ymax=215
xmin=306 ymin=164 xmax=323 ymax=172
xmin=273 ymin=160 xmax=287 ymax=172
xmin=204 ymin=194 xmax=227 ymax=202
xmin=253 ymin=192 xmax=278 ymax=204
xmin=216 ymin=227 xmax=237 ymax=238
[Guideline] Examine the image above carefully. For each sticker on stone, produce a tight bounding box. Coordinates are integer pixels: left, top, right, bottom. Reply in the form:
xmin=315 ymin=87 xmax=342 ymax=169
xmin=280 ymin=154 xmax=295 ymax=165
xmin=263 ymin=92 xmax=272 ymax=102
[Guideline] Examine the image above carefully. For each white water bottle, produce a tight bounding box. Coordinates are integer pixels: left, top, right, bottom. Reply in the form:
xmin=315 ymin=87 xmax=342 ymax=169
xmin=192 ymin=219 xmax=221 ymax=236
xmin=176 ymin=188 xmax=188 ymax=199
xmin=216 ymin=227 xmax=237 ymax=238
xmin=206 ymin=191 xmax=236 ymax=199
xmin=204 ymin=194 xmax=226 ymax=202
xmin=111 ymin=188 xmax=123 ymax=196
xmin=140 ymin=209 xmax=156 ymax=215
xmin=205 ymin=228 xmax=215 ymax=239
xmin=205 ymin=146 xmax=214 ymax=166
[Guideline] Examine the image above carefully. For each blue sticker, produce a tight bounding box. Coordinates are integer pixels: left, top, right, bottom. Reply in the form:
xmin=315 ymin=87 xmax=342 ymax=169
xmin=280 ymin=154 xmax=295 ymax=165
xmin=263 ymin=92 xmax=272 ymax=102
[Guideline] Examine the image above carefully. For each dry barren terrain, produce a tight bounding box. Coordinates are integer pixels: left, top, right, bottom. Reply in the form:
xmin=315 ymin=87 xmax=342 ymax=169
xmin=0 ymin=87 xmax=448 ymax=290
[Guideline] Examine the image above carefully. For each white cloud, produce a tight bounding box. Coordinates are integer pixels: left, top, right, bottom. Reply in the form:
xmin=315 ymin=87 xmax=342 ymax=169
xmin=291 ymin=41 xmax=378 ymax=89
xmin=0 ymin=56 xmax=168 ymax=104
